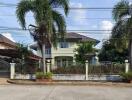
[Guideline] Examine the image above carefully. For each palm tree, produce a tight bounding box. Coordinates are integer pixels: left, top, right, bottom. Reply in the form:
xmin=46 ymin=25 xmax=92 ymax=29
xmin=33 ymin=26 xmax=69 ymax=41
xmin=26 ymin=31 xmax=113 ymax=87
xmin=112 ymin=0 xmax=132 ymax=69
xmin=16 ymin=0 xmax=69 ymax=73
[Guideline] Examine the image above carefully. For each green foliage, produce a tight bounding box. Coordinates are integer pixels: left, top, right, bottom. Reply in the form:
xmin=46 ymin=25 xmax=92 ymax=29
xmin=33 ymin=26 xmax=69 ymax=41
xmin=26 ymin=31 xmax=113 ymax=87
xmin=15 ymin=43 xmax=38 ymax=74
xmin=120 ymin=72 xmax=132 ymax=80
xmin=35 ymin=72 xmax=44 ymax=79
xmin=111 ymin=0 xmax=132 ymax=62
xmin=99 ymin=41 xmax=128 ymax=63
xmin=16 ymin=43 xmax=32 ymax=59
xmin=74 ymin=42 xmax=95 ymax=64
xmin=35 ymin=72 xmax=53 ymax=79
xmin=16 ymin=0 xmax=69 ymax=48
xmin=44 ymin=72 xmax=53 ymax=79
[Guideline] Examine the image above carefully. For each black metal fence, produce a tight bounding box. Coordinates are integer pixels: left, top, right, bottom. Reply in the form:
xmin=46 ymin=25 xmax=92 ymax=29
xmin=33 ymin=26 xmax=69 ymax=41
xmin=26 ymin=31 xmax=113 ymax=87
xmin=51 ymin=63 xmax=125 ymax=75
xmin=0 ymin=59 xmax=10 ymax=77
xmin=15 ymin=60 xmax=39 ymax=74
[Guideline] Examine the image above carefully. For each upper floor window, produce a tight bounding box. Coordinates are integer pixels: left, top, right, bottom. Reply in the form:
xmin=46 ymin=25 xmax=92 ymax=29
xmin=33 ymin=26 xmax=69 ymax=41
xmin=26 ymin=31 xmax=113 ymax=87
xmin=59 ymin=42 xmax=69 ymax=48
xmin=45 ymin=48 xmax=51 ymax=54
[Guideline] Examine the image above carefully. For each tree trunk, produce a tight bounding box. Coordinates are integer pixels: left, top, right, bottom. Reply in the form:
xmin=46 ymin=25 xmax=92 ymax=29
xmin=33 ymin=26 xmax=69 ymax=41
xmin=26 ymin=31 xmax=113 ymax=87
xmin=129 ymin=39 xmax=132 ymax=71
xmin=42 ymin=44 xmax=46 ymax=73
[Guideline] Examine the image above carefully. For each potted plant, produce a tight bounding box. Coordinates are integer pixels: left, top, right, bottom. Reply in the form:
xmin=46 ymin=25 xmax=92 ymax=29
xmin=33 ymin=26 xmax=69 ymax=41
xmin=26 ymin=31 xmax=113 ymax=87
xmin=120 ymin=72 xmax=132 ymax=83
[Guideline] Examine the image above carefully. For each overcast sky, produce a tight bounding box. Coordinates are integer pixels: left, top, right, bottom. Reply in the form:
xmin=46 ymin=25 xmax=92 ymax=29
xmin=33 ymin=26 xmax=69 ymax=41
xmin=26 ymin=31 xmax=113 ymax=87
xmin=0 ymin=0 xmax=131 ymax=48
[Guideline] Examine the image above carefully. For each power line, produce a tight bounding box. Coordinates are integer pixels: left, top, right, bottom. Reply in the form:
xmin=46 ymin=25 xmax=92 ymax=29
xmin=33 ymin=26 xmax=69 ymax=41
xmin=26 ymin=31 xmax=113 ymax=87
xmin=0 ymin=3 xmax=130 ymax=10
xmin=0 ymin=14 xmax=113 ymax=20
xmin=0 ymin=27 xmax=112 ymax=31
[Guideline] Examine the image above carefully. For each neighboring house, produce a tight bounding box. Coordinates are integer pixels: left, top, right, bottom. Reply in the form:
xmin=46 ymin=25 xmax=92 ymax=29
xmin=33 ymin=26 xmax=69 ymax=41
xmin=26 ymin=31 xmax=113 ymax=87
xmin=0 ymin=34 xmax=42 ymax=77
xmin=31 ymin=32 xmax=100 ymax=69
xmin=0 ymin=34 xmax=16 ymax=49
xmin=0 ymin=34 xmax=16 ymax=77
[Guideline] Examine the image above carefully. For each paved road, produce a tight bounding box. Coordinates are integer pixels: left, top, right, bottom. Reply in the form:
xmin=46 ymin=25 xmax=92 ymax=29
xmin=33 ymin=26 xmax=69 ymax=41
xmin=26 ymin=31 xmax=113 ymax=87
xmin=0 ymin=85 xmax=132 ymax=100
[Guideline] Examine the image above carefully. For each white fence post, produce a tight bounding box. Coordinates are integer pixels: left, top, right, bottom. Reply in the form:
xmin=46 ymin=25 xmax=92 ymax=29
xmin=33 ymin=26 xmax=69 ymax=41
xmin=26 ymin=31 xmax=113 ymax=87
xmin=85 ymin=60 xmax=89 ymax=80
xmin=10 ymin=63 xmax=15 ymax=79
xmin=125 ymin=60 xmax=129 ymax=73
xmin=47 ymin=59 xmax=51 ymax=73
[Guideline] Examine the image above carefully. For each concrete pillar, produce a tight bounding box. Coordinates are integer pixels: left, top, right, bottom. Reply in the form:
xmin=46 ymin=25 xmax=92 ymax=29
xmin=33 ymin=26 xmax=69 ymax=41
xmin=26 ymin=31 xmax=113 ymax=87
xmin=125 ymin=60 xmax=129 ymax=73
xmin=85 ymin=60 xmax=89 ymax=80
xmin=10 ymin=63 xmax=15 ymax=79
xmin=47 ymin=59 xmax=51 ymax=72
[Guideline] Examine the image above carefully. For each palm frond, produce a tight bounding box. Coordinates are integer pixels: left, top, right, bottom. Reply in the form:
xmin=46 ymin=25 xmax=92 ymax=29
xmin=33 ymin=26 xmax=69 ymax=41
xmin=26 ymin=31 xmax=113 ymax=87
xmin=16 ymin=0 xmax=34 ymax=29
xmin=49 ymin=0 xmax=69 ymax=15
xmin=112 ymin=0 xmax=129 ymax=21
xmin=52 ymin=10 xmax=66 ymax=38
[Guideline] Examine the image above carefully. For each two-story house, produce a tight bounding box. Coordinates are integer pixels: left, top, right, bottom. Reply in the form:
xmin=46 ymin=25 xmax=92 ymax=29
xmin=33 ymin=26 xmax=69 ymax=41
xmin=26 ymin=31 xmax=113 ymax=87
xmin=31 ymin=32 xmax=100 ymax=69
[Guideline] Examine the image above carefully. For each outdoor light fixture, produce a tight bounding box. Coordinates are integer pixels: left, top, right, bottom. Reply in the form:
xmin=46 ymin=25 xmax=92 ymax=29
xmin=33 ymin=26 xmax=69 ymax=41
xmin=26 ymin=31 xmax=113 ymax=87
xmin=28 ymin=24 xmax=37 ymax=35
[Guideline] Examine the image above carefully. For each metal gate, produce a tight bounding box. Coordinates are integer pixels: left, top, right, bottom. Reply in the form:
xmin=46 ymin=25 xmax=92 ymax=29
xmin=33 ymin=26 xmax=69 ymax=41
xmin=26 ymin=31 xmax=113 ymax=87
xmin=0 ymin=59 xmax=10 ymax=77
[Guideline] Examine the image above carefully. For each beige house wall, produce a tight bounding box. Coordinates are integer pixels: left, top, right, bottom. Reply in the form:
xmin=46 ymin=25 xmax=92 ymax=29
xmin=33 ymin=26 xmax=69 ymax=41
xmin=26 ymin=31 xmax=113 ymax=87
xmin=36 ymin=42 xmax=79 ymax=69
xmin=51 ymin=42 xmax=78 ymax=68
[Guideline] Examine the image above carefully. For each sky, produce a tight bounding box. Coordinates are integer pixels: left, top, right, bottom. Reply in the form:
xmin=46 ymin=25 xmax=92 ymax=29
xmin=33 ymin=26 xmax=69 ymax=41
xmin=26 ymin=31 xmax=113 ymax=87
xmin=0 ymin=0 xmax=132 ymax=48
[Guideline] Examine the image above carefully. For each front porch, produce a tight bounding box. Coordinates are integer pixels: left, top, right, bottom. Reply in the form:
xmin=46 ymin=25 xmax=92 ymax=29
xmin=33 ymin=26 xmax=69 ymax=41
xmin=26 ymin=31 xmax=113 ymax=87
xmin=54 ymin=56 xmax=74 ymax=67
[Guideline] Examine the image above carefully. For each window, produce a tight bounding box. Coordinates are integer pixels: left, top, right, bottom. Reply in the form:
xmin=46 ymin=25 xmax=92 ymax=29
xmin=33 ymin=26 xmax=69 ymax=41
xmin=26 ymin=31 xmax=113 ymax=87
xmin=59 ymin=42 xmax=69 ymax=48
xmin=45 ymin=48 xmax=51 ymax=54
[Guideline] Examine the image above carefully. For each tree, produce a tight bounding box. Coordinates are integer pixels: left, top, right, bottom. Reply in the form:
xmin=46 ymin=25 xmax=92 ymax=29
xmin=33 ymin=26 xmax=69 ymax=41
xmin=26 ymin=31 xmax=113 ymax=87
xmin=16 ymin=0 xmax=69 ymax=72
xmin=74 ymin=42 xmax=95 ymax=64
xmin=112 ymin=0 xmax=132 ymax=69
xmin=99 ymin=40 xmax=128 ymax=63
xmin=16 ymin=43 xmax=32 ymax=59
xmin=16 ymin=43 xmax=33 ymax=74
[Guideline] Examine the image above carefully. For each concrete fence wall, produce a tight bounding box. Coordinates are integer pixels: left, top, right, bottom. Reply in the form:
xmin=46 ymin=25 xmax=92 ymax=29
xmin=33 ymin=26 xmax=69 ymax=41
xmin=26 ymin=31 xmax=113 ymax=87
xmin=14 ymin=74 xmax=122 ymax=81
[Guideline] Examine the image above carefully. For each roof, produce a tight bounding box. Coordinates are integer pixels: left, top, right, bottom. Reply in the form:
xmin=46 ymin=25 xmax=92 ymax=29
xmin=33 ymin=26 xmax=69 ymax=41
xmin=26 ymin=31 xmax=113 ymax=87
xmin=30 ymin=32 xmax=100 ymax=50
xmin=0 ymin=34 xmax=16 ymax=48
xmin=0 ymin=49 xmax=42 ymax=61
xmin=65 ymin=32 xmax=100 ymax=43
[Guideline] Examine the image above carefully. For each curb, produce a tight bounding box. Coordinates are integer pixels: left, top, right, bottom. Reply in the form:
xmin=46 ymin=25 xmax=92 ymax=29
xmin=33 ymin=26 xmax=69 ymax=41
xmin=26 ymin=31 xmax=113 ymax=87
xmin=7 ymin=79 xmax=132 ymax=87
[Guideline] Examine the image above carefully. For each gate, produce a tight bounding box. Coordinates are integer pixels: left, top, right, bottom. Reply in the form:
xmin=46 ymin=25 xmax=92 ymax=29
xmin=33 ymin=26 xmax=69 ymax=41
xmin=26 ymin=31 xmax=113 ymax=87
xmin=0 ymin=59 xmax=10 ymax=77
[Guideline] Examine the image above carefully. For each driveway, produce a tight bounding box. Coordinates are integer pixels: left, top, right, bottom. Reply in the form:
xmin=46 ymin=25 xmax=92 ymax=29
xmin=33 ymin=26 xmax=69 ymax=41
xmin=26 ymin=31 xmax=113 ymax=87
xmin=0 ymin=78 xmax=9 ymax=85
xmin=0 ymin=85 xmax=132 ymax=100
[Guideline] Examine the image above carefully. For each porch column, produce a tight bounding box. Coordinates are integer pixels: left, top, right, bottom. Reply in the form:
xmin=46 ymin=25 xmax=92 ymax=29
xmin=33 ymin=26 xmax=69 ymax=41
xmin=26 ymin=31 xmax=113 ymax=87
xmin=39 ymin=59 xmax=41 ymax=68
xmin=51 ymin=58 xmax=56 ymax=69
xmin=10 ymin=63 xmax=15 ymax=79
xmin=73 ymin=57 xmax=76 ymax=65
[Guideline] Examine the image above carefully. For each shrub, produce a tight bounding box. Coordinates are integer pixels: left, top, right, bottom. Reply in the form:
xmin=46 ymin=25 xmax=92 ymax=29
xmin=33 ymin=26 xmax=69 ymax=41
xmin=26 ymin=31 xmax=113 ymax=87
xmin=35 ymin=72 xmax=44 ymax=79
xmin=44 ymin=72 xmax=53 ymax=79
xmin=35 ymin=72 xmax=53 ymax=79
xmin=120 ymin=72 xmax=132 ymax=80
